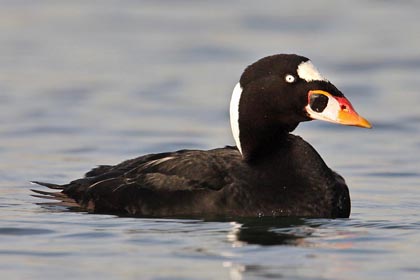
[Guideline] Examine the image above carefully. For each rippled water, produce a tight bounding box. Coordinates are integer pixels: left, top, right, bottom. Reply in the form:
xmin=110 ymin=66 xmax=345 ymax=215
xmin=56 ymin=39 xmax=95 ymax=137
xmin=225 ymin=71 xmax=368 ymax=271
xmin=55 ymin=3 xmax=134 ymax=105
xmin=1 ymin=1 xmax=420 ymax=279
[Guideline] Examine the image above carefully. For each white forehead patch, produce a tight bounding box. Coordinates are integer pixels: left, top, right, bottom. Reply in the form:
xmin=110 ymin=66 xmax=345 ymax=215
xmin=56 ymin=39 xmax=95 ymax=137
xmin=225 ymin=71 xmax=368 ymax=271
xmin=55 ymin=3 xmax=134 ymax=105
xmin=297 ymin=60 xmax=328 ymax=82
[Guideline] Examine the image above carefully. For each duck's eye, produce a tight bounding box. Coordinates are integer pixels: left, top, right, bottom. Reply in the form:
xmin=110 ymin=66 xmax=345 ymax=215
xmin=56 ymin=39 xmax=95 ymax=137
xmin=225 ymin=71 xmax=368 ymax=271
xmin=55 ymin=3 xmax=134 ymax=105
xmin=285 ymin=74 xmax=296 ymax=83
xmin=309 ymin=94 xmax=329 ymax=113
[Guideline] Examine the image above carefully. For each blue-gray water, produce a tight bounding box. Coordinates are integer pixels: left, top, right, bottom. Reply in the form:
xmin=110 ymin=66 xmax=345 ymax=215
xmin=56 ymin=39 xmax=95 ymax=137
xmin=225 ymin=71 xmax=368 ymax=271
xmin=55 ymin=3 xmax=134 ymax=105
xmin=1 ymin=1 xmax=420 ymax=279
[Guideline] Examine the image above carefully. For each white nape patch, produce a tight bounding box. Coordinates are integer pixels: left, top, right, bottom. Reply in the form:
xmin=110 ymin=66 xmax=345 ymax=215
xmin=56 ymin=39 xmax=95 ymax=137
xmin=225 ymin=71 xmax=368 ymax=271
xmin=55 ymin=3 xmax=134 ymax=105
xmin=230 ymin=82 xmax=243 ymax=155
xmin=297 ymin=60 xmax=328 ymax=82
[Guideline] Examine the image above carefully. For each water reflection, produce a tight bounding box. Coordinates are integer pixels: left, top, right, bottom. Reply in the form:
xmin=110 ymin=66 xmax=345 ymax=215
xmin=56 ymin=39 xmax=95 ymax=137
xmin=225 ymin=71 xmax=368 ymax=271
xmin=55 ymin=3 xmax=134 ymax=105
xmin=221 ymin=218 xmax=360 ymax=280
xmin=35 ymin=199 xmax=320 ymax=247
xmin=225 ymin=217 xmax=365 ymax=249
xmin=222 ymin=261 xmax=246 ymax=280
xmin=224 ymin=217 xmax=314 ymax=246
xmin=221 ymin=218 xmax=317 ymax=280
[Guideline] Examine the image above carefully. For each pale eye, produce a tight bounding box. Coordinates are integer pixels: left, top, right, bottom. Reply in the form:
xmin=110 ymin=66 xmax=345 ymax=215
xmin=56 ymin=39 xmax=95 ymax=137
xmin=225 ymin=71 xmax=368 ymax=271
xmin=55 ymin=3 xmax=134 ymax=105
xmin=285 ymin=74 xmax=296 ymax=83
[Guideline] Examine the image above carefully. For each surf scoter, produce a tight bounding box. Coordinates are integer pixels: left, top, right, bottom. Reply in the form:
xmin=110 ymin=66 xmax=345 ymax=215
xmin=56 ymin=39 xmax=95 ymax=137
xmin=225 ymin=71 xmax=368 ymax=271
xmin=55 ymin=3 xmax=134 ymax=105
xmin=32 ymin=54 xmax=371 ymax=218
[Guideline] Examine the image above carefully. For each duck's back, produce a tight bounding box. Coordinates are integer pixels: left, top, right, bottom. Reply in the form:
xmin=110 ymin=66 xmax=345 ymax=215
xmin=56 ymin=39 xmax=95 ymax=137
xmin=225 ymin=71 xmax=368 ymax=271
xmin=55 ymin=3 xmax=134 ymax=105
xmin=34 ymin=135 xmax=350 ymax=218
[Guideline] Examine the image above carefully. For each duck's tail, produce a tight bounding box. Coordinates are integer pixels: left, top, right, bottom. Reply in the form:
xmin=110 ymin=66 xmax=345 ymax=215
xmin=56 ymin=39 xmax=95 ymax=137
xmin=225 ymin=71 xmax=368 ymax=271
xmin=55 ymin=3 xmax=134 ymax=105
xmin=30 ymin=181 xmax=79 ymax=208
xmin=31 ymin=181 xmax=63 ymax=189
xmin=30 ymin=181 xmax=64 ymax=199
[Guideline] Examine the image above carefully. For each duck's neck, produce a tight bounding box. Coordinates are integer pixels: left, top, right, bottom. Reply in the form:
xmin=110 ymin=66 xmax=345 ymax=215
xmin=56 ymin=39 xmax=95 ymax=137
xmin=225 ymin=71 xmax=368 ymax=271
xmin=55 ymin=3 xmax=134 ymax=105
xmin=239 ymin=122 xmax=298 ymax=162
xmin=230 ymin=83 xmax=299 ymax=162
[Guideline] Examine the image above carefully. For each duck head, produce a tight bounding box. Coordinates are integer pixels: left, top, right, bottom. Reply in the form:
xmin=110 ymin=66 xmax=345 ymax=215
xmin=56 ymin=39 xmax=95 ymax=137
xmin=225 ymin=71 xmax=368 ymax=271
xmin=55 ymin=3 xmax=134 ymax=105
xmin=230 ymin=54 xmax=371 ymax=161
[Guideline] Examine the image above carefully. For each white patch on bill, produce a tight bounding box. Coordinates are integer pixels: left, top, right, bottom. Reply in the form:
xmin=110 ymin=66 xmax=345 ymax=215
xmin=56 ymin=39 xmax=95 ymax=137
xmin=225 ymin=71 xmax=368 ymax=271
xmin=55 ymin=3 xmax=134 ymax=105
xmin=297 ymin=60 xmax=328 ymax=82
xmin=230 ymin=82 xmax=243 ymax=155
xmin=305 ymin=95 xmax=340 ymax=123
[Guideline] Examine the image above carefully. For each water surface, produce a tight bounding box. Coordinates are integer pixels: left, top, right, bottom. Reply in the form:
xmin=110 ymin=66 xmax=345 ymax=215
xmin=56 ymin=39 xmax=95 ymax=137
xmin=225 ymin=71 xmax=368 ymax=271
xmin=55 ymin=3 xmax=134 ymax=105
xmin=1 ymin=1 xmax=420 ymax=279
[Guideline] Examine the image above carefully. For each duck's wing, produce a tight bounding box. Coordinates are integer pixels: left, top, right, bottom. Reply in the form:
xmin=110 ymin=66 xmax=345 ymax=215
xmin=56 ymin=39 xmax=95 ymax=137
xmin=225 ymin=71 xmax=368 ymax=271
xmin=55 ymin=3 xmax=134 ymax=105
xmin=32 ymin=147 xmax=242 ymax=216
